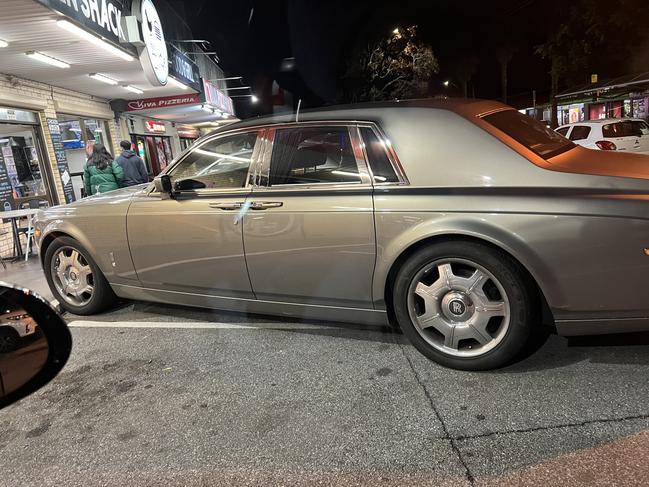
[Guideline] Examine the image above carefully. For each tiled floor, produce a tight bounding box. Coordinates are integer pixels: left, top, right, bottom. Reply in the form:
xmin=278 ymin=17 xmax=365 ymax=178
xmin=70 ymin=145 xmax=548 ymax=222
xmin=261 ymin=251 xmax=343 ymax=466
xmin=0 ymin=255 xmax=52 ymax=300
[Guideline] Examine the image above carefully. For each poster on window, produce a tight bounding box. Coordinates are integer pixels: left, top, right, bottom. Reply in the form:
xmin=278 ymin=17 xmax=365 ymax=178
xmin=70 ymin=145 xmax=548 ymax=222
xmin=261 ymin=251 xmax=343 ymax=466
xmin=0 ymin=151 xmax=16 ymax=212
xmin=47 ymin=118 xmax=75 ymax=204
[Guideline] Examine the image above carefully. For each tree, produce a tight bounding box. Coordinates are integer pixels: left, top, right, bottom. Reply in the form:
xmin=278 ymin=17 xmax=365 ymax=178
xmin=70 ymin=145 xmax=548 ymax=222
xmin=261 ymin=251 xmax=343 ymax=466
xmin=495 ymin=45 xmax=517 ymax=104
xmin=341 ymin=25 xmax=439 ymax=102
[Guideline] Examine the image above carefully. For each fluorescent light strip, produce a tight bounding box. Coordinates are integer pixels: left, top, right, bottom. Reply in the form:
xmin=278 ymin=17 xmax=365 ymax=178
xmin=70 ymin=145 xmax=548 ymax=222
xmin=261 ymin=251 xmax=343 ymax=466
xmin=168 ymin=76 xmax=189 ymax=90
xmin=57 ymin=20 xmax=134 ymax=62
xmin=89 ymin=73 xmax=118 ymax=85
xmin=26 ymin=51 xmax=70 ymax=68
xmin=123 ymin=85 xmax=144 ymax=94
xmin=0 ymin=39 xmax=8 ymax=48
xmin=201 ymin=105 xmax=213 ymax=112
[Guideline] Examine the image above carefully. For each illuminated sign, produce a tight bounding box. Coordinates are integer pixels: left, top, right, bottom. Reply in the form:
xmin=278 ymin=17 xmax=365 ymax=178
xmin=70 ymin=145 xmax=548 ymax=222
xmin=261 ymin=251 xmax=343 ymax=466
xmin=202 ymin=80 xmax=234 ymax=115
xmin=144 ymin=120 xmax=166 ymax=133
xmin=126 ymin=93 xmax=201 ymax=111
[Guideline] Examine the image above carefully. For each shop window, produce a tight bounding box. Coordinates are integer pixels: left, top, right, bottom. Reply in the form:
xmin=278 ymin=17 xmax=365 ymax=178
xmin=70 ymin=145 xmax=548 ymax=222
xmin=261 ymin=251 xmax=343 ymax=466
xmin=0 ymin=125 xmax=47 ymax=200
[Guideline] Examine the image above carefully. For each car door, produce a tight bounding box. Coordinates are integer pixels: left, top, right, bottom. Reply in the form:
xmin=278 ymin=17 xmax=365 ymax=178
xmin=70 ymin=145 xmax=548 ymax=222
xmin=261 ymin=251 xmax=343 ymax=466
xmin=242 ymin=123 xmax=376 ymax=308
xmin=126 ymin=130 xmax=262 ymax=298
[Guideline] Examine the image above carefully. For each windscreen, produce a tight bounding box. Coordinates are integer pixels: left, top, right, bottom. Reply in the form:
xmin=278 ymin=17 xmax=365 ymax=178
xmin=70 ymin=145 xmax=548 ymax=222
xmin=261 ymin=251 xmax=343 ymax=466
xmin=483 ymin=110 xmax=575 ymax=159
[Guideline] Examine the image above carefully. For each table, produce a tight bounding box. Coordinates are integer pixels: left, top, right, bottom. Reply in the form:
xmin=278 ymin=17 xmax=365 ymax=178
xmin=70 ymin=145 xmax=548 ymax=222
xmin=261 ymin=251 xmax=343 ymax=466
xmin=2 ymin=208 xmax=40 ymax=260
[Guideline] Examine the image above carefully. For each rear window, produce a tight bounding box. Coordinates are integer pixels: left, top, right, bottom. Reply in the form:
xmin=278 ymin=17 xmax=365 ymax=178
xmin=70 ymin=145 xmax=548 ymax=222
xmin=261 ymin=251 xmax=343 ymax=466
xmin=483 ymin=110 xmax=575 ymax=159
xmin=569 ymin=126 xmax=591 ymax=141
xmin=602 ymin=121 xmax=646 ymax=138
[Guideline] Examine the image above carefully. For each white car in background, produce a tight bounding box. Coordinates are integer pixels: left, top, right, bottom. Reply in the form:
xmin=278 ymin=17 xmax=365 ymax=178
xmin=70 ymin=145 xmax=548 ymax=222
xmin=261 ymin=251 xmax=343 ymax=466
xmin=556 ymin=118 xmax=649 ymax=154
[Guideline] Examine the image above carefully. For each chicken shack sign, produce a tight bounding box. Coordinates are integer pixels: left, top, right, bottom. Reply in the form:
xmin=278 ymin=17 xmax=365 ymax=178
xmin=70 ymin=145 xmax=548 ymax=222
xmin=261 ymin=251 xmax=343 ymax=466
xmin=37 ymin=0 xmax=126 ymax=44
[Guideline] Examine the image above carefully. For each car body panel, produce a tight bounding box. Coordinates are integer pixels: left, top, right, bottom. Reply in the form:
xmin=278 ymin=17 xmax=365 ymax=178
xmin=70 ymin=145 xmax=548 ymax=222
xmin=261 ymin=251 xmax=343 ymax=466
xmin=33 ymin=99 xmax=649 ymax=335
xmin=126 ymin=190 xmax=254 ymax=298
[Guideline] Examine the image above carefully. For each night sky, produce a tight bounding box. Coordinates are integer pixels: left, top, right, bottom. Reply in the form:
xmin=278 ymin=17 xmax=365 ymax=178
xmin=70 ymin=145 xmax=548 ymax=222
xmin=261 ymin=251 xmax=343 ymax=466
xmin=174 ymin=0 xmax=649 ymax=116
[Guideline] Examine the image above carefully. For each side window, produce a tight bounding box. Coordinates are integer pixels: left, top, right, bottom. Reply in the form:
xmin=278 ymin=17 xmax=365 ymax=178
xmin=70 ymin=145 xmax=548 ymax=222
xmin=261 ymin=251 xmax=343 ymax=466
xmin=359 ymin=127 xmax=399 ymax=183
xmin=556 ymin=127 xmax=570 ymax=137
xmin=568 ymin=126 xmax=591 ymax=141
xmin=269 ymin=127 xmax=362 ymax=185
xmin=170 ymin=132 xmax=256 ymax=190
xmin=633 ymin=121 xmax=649 ymax=135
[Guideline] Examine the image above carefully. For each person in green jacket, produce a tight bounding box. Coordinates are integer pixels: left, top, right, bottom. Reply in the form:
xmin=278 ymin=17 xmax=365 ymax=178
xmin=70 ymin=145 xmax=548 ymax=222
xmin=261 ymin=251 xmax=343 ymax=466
xmin=83 ymin=143 xmax=124 ymax=196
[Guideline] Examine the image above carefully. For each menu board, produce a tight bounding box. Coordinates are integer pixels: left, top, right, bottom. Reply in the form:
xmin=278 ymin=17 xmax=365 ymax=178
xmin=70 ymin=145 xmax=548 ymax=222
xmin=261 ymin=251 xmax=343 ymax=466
xmin=0 ymin=149 xmax=16 ymax=212
xmin=47 ymin=118 xmax=75 ymax=204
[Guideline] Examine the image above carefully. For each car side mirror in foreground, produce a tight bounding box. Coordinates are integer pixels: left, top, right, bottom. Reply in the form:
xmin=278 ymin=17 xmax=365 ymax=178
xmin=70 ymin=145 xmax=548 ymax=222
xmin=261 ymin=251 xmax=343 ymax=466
xmin=0 ymin=284 xmax=71 ymax=410
xmin=154 ymin=175 xmax=175 ymax=199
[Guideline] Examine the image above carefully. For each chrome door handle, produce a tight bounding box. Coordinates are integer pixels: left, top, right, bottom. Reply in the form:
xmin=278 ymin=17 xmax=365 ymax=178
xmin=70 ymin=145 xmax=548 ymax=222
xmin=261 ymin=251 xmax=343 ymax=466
xmin=209 ymin=202 xmax=243 ymax=210
xmin=250 ymin=201 xmax=283 ymax=210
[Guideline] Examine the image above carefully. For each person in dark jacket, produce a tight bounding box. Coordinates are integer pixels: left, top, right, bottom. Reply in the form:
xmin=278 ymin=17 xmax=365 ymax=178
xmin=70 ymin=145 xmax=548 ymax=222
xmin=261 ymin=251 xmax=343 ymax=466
xmin=83 ymin=143 xmax=124 ymax=196
xmin=115 ymin=140 xmax=149 ymax=187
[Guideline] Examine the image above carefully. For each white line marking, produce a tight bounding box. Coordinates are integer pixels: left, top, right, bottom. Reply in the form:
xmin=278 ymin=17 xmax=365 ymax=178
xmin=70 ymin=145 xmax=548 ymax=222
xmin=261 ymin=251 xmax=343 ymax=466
xmin=67 ymin=320 xmax=338 ymax=331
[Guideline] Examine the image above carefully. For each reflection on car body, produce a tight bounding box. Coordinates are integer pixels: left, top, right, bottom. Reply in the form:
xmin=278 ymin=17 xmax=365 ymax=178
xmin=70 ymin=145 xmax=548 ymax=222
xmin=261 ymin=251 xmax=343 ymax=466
xmin=34 ymin=99 xmax=649 ymax=370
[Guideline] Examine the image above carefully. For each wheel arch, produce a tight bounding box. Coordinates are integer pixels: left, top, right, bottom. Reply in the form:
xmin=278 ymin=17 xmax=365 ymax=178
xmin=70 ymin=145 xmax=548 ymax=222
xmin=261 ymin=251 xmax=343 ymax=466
xmin=381 ymin=233 xmax=555 ymax=329
xmin=39 ymin=225 xmax=102 ymax=273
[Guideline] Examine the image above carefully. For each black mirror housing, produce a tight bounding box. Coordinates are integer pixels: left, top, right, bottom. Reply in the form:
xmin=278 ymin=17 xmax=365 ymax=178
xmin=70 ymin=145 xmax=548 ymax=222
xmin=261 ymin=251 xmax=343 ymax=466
xmin=0 ymin=284 xmax=71 ymax=410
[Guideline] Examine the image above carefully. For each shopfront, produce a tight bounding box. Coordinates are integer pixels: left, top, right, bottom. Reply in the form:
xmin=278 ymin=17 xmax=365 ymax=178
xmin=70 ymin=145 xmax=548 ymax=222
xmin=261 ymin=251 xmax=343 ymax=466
xmin=0 ymin=107 xmax=54 ymax=209
xmin=177 ymin=125 xmax=201 ymax=150
xmin=127 ymin=118 xmax=175 ymax=176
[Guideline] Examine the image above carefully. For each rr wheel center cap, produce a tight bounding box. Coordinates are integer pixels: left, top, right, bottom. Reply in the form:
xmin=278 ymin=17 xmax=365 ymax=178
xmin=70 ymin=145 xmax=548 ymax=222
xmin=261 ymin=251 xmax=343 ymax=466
xmin=441 ymin=291 xmax=474 ymax=322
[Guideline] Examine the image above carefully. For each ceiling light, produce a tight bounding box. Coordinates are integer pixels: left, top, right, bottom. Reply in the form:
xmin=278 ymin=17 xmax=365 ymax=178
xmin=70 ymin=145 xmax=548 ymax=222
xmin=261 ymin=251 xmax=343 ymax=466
xmin=221 ymin=113 xmax=230 ymax=119
xmin=25 ymin=51 xmax=70 ymax=68
xmin=57 ymin=20 xmax=134 ymax=62
xmin=0 ymin=39 xmax=8 ymax=48
xmin=89 ymin=73 xmax=118 ymax=85
xmin=123 ymin=85 xmax=144 ymax=94
xmin=251 ymin=95 xmax=259 ymax=103
xmin=168 ymin=76 xmax=189 ymax=90
xmin=201 ymin=104 xmax=213 ymax=112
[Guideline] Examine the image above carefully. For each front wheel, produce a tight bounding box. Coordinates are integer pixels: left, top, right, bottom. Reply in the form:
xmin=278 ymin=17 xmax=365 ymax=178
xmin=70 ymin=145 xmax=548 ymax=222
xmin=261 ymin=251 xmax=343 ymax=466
xmin=44 ymin=236 xmax=117 ymax=315
xmin=393 ymin=241 xmax=539 ymax=370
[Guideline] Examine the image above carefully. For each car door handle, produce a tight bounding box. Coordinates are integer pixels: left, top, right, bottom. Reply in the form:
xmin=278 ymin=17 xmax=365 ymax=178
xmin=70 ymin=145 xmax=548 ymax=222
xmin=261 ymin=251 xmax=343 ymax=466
xmin=209 ymin=202 xmax=243 ymax=210
xmin=249 ymin=201 xmax=283 ymax=210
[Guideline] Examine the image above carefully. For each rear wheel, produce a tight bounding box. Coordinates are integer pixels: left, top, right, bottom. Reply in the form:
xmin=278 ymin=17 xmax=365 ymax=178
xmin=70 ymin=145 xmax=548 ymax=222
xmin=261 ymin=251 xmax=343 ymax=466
xmin=393 ymin=241 xmax=539 ymax=370
xmin=44 ymin=237 xmax=117 ymax=315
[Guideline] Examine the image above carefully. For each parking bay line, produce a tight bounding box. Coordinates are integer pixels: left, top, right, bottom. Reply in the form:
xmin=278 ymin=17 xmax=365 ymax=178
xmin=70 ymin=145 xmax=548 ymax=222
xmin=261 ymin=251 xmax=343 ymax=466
xmin=67 ymin=320 xmax=340 ymax=331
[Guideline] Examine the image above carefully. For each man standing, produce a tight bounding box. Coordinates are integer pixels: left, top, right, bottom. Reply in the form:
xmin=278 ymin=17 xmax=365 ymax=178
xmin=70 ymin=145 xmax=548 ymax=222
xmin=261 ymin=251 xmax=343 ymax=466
xmin=115 ymin=140 xmax=149 ymax=187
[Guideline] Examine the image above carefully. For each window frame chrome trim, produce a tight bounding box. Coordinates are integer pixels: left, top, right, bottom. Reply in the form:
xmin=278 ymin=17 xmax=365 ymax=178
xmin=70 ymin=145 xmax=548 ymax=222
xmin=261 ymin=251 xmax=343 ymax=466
xmin=356 ymin=122 xmax=409 ymax=186
xmin=254 ymin=121 xmax=374 ymax=190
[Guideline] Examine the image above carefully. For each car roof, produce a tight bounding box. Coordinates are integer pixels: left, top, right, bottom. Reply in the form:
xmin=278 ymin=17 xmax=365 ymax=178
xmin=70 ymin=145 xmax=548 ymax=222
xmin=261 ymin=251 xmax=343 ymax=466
xmin=218 ymin=98 xmax=512 ymax=132
xmin=559 ymin=118 xmax=646 ymax=128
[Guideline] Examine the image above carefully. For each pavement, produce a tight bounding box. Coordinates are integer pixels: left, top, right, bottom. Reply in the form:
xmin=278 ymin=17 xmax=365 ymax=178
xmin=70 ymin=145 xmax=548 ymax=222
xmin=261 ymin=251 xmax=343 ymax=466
xmin=1 ymin=260 xmax=649 ymax=486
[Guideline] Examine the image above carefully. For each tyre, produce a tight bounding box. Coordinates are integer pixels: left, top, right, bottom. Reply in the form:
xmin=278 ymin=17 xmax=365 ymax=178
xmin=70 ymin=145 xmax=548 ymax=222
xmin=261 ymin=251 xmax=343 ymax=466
xmin=0 ymin=327 xmax=19 ymax=353
xmin=44 ymin=236 xmax=117 ymax=315
xmin=393 ymin=241 xmax=539 ymax=370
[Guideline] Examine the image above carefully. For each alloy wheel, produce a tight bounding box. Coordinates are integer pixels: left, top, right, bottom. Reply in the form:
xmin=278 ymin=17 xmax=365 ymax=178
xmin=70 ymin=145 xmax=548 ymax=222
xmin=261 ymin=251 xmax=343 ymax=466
xmin=51 ymin=246 xmax=94 ymax=307
xmin=407 ymin=258 xmax=511 ymax=358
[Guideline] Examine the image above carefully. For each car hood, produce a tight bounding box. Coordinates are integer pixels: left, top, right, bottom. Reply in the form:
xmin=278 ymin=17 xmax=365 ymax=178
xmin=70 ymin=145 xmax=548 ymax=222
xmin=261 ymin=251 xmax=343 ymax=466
xmin=549 ymin=146 xmax=649 ymax=181
xmin=36 ymin=184 xmax=149 ymax=220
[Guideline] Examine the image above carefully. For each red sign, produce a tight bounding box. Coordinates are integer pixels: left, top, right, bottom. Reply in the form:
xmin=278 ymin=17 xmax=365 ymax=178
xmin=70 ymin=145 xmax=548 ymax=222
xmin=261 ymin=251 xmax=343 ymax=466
xmin=144 ymin=120 xmax=166 ymax=133
xmin=126 ymin=93 xmax=200 ymax=111
xmin=177 ymin=126 xmax=201 ymax=139
xmin=202 ymin=80 xmax=234 ymax=115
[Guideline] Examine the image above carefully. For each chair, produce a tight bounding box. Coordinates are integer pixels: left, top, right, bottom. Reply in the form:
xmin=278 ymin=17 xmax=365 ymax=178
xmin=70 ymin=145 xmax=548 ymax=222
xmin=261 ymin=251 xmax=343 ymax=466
xmin=18 ymin=198 xmax=49 ymax=261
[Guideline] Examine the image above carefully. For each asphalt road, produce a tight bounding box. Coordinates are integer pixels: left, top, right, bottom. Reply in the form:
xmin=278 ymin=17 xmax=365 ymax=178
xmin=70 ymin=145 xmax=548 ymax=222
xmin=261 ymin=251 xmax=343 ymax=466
xmin=2 ymin=297 xmax=649 ymax=486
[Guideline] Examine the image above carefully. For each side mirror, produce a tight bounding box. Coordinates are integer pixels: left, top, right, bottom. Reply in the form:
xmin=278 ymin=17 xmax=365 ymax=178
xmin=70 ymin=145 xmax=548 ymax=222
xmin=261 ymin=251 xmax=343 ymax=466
xmin=174 ymin=178 xmax=206 ymax=191
xmin=0 ymin=284 xmax=71 ymax=409
xmin=153 ymin=175 xmax=174 ymax=199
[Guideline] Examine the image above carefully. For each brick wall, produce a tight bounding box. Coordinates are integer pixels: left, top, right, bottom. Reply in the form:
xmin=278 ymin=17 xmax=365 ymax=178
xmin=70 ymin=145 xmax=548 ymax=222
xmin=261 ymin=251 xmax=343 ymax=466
xmin=0 ymin=74 xmax=122 ymax=260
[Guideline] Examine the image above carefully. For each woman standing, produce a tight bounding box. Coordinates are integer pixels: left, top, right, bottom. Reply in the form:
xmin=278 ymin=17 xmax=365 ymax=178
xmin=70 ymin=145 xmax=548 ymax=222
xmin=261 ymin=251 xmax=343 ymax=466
xmin=83 ymin=143 xmax=124 ymax=196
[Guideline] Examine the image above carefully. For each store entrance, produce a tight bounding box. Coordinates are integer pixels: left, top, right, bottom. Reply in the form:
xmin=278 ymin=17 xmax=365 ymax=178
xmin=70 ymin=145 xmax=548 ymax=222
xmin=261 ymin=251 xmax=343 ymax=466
xmin=0 ymin=123 xmax=51 ymax=208
xmin=131 ymin=135 xmax=173 ymax=177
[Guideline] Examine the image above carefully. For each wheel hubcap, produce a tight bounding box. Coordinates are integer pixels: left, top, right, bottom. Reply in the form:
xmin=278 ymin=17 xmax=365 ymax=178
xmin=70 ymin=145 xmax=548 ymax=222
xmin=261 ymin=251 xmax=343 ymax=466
xmin=407 ymin=259 xmax=510 ymax=358
xmin=51 ymin=247 xmax=94 ymax=307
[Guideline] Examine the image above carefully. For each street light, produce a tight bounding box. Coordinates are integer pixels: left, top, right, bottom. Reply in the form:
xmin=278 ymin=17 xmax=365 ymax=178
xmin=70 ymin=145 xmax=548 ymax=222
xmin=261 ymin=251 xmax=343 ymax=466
xmin=393 ymin=28 xmax=399 ymax=35
xmin=251 ymin=95 xmax=259 ymax=103
xmin=443 ymin=80 xmax=450 ymax=87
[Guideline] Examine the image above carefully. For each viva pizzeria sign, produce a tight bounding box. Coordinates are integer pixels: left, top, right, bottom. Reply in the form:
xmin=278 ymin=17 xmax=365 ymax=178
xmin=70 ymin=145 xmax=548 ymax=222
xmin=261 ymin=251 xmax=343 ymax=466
xmin=126 ymin=93 xmax=201 ymax=111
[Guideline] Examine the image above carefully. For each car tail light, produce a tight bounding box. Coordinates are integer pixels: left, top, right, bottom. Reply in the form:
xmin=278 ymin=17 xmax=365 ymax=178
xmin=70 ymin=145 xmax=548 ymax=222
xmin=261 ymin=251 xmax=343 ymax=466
xmin=595 ymin=140 xmax=617 ymax=151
